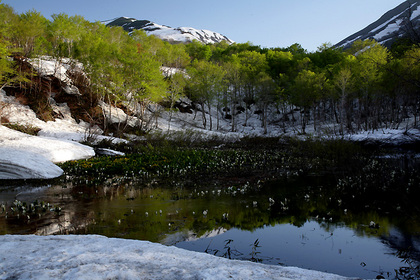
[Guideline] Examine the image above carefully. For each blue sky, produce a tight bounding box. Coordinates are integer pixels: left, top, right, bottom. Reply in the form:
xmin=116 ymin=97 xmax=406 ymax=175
xmin=2 ymin=0 xmax=406 ymax=52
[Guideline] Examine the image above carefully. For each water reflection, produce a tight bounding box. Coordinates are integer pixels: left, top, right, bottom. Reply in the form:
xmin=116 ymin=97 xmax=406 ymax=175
xmin=176 ymin=221 xmax=410 ymax=278
xmin=0 ymin=183 xmax=96 ymax=235
xmin=0 ymin=166 xmax=419 ymax=279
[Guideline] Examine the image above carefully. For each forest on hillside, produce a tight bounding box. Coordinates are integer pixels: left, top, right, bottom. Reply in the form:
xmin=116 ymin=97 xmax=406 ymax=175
xmin=1 ymin=3 xmax=420 ymax=136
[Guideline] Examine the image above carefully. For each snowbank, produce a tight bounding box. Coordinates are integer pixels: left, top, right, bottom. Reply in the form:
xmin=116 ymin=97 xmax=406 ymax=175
xmin=0 ymin=126 xmax=94 ymax=179
xmin=0 ymin=126 xmax=94 ymax=163
xmin=0 ymin=148 xmax=63 ymax=179
xmin=0 ymin=235 xmax=352 ymax=280
xmin=346 ymin=128 xmax=420 ymax=145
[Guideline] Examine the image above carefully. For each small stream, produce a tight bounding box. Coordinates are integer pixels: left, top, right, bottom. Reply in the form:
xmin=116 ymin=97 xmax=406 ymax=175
xmin=1 ymin=152 xmax=420 ymax=279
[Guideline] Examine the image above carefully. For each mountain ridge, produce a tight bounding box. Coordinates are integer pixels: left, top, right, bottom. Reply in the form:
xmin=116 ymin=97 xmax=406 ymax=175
xmin=106 ymin=17 xmax=235 ymax=45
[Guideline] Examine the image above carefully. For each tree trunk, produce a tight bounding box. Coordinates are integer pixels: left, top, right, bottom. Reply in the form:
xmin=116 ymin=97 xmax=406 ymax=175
xmin=231 ymin=102 xmax=236 ymax=132
xmin=208 ymin=103 xmax=212 ymax=131
xmin=200 ymin=102 xmax=207 ymax=129
xmin=340 ymin=88 xmax=346 ymax=135
xmin=263 ymin=103 xmax=268 ymax=134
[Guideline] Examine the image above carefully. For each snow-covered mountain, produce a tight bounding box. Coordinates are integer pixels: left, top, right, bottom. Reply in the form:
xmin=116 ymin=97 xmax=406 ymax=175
xmin=106 ymin=17 xmax=234 ymax=45
xmin=336 ymin=0 xmax=420 ymax=49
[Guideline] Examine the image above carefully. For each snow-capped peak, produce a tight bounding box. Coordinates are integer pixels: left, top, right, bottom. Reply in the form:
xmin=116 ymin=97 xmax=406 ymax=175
xmin=106 ymin=17 xmax=234 ymax=45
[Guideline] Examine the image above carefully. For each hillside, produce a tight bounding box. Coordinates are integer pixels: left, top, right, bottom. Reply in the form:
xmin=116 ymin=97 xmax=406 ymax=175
xmin=336 ymin=0 xmax=420 ymax=48
xmin=106 ymin=17 xmax=235 ymax=44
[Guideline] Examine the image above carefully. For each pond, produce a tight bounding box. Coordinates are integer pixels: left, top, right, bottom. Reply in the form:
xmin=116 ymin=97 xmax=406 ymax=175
xmin=1 ymin=154 xmax=420 ymax=280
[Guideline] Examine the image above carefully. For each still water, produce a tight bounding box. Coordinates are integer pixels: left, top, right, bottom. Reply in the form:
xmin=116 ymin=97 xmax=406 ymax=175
xmin=1 ymin=166 xmax=419 ymax=279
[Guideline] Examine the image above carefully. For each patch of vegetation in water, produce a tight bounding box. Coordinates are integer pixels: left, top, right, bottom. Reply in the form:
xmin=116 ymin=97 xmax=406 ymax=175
xmin=59 ymin=137 xmax=373 ymax=187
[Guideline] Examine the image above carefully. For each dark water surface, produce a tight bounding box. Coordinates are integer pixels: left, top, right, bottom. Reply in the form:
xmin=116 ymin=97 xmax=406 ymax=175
xmin=1 ymin=155 xmax=420 ymax=279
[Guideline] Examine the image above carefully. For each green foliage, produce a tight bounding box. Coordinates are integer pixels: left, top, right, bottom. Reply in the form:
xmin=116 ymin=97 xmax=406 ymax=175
xmin=187 ymin=60 xmax=226 ymax=102
xmin=158 ymin=43 xmax=190 ymax=68
xmin=0 ymin=3 xmax=18 ymax=39
xmin=399 ymin=47 xmax=420 ymax=89
xmin=13 ymin=10 xmax=49 ymax=57
xmin=311 ymin=43 xmax=345 ymax=67
xmin=211 ymin=42 xmax=260 ymax=60
xmin=291 ymin=69 xmax=326 ymax=109
xmin=0 ymin=39 xmax=16 ymax=88
xmin=0 ymin=2 xmax=419 ymax=135
xmin=185 ymin=40 xmax=212 ymax=61
xmin=265 ymin=49 xmax=293 ymax=78
xmin=0 ymin=12 xmax=27 ymax=90
xmin=48 ymin=13 xmax=89 ymax=58
xmin=235 ymin=50 xmax=269 ymax=111
xmin=166 ymin=72 xmax=187 ymax=130
xmin=187 ymin=59 xmax=226 ymax=129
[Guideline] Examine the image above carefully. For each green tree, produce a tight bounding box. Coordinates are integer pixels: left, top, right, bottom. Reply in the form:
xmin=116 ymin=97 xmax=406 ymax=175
xmin=255 ymin=72 xmax=278 ymax=134
xmin=209 ymin=41 xmax=231 ymax=62
xmin=49 ymin=13 xmax=89 ymax=58
xmin=115 ymin=29 xmax=168 ymax=132
xmin=0 ymin=39 xmax=18 ymax=90
xmin=13 ymin=10 xmax=48 ymax=57
xmin=236 ymin=50 xmax=268 ymax=126
xmin=265 ymin=49 xmax=293 ymax=79
xmin=73 ymin=23 xmax=167 ymax=132
xmin=350 ymin=39 xmax=389 ymax=131
xmin=215 ymin=42 xmax=260 ymax=59
xmin=334 ymin=66 xmax=353 ymax=134
xmin=158 ymin=43 xmax=190 ymax=69
xmin=0 ymin=4 xmax=18 ymax=90
xmin=222 ymin=58 xmax=242 ymax=132
xmin=185 ymin=40 xmax=212 ymax=61
xmin=282 ymin=43 xmax=307 ymax=59
xmin=0 ymin=3 xmax=18 ymax=40
xmin=291 ymin=69 xmax=326 ymax=134
xmin=187 ymin=60 xmax=226 ymax=130
xmin=310 ymin=43 xmax=345 ymax=72
xmin=392 ymin=46 xmax=420 ymax=127
xmin=166 ymin=71 xmax=186 ymax=131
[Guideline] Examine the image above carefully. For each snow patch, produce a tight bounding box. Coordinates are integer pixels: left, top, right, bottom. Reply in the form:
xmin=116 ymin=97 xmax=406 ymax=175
xmin=0 ymin=148 xmax=63 ymax=179
xmin=373 ymin=19 xmax=403 ymax=40
xmin=0 ymin=126 xmax=94 ymax=179
xmin=0 ymin=126 xmax=94 ymax=163
xmin=27 ymin=56 xmax=83 ymax=95
xmin=0 ymin=235 xmax=352 ymax=280
xmin=410 ymin=4 xmax=420 ymax=20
